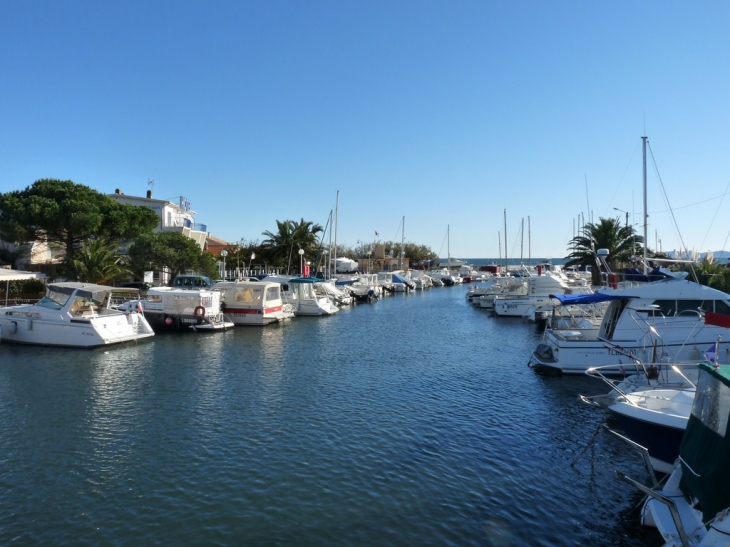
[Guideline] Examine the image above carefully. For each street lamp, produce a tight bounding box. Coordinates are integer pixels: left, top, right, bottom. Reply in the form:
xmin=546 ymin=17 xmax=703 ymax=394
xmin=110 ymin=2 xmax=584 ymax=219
xmin=298 ymin=248 xmax=304 ymax=276
xmin=220 ymin=249 xmax=228 ymax=280
xmin=613 ymin=207 xmax=629 ymax=227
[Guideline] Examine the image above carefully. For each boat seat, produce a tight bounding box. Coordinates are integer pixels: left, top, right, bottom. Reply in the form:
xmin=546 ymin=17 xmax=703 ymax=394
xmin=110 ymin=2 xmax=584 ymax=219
xmin=77 ymin=305 xmax=100 ymax=315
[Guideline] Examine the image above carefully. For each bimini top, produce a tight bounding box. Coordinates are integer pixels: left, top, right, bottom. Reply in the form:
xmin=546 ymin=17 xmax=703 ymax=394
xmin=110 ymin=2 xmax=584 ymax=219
xmin=548 ymin=292 xmax=637 ymax=305
xmin=289 ymin=277 xmax=324 ymax=284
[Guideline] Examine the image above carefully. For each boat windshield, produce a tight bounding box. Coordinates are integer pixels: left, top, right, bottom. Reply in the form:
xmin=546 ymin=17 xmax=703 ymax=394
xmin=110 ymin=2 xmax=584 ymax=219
xmin=36 ymin=288 xmax=71 ymax=310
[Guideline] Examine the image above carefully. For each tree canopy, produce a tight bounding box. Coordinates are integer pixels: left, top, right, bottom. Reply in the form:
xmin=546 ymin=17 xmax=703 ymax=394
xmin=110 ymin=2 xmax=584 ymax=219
xmin=261 ymin=218 xmax=323 ymax=274
xmin=0 ymin=179 xmax=159 ymax=277
xmin=128 ymin=231 xmax=217 ymax=281
xmin=73 ymin=238 xmax=131 ymax=284
xmin=564 ymin=216 xmax=644 ymax=285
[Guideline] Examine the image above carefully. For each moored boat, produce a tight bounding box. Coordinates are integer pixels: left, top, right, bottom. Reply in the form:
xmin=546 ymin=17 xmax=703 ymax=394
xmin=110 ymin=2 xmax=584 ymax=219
xmin=126 ymin=287 xmax=233 ymax=331
xmin=0 ymin=282 xmax=155 ymax=347
xmin=212 ymin=280 xmax=294 ymax=326
xmin=528 ymin=271 xmax=730 ymax=375
xmin=617 ymin=361 xmax=730 ymax=546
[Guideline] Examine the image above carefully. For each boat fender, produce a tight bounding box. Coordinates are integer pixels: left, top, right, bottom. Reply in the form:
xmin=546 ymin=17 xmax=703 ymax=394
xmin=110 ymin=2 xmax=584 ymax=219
xmin=194 ymin=306 xmax=206 ymax=317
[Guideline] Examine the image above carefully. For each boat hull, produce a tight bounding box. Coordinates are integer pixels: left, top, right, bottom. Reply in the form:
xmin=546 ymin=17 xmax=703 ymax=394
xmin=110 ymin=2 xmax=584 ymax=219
xmin=0 ymin=313 xmax=153 ymax=348
xmin=223 ymin=306 xmax=291 ymax=326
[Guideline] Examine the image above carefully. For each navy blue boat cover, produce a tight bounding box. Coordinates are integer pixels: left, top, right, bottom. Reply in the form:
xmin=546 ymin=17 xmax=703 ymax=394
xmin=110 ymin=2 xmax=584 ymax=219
xmin=548 ymin=292 xmax=635 ymax=305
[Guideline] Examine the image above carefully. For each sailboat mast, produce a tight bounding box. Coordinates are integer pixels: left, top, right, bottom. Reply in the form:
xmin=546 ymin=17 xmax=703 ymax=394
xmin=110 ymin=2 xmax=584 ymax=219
xmin=401 ymin=215 xmax=405 ymax=269
xmin=498 ymin=231 xmax=502 ymax=271
xmin=520 ymin=217 xmax=524 ymax=264
xmin=504 ymin=209 xmax=508 ymax=273
xmin=327 ymin=209 xmax=333 ymax=280
xmin=334 ymin=190 xmax=339 ymax=277
xmin=447 ymin=224 xmax=450 ymax=267
xmin=642 ymin=136 xmax=648 ymax=275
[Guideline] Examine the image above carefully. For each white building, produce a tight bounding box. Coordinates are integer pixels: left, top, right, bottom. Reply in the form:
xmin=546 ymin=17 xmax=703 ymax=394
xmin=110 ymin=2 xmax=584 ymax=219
xmin=108 ymin=189 xmax=208 ymax=249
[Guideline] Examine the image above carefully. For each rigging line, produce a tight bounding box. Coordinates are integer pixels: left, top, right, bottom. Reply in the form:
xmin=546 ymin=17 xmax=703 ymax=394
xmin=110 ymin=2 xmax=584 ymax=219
xmin=391 ymin=217 xmax=403 ymax=244
xmin=647 ymin=142 xmax=688 ymax=254
xmin=699 ymin=178 xmax=730 ymax=253
xmin=606 ymin=140 xmax=640 ymax=211
xmin=648 ymin=190 xmax=730 ymax=213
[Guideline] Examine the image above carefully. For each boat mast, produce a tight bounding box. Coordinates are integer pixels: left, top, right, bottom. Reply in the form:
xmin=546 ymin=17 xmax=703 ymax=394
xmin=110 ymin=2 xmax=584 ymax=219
xmin=504 ymin=209 xmax=508 ymax=274
xmin=401 ymin=215 xmax=405 ymax=270
xmin=642 ymin=136 xmax=648 ymax=275
xmin=498 ymin=231 xmax=501 ymax=266
xmin=334 ymin=190 xmax=339 ymax=278
xmin=520 ymin=217 xmax=524 ymax=265
xmin=528 ymin=216 xmax=531 ymax=266
xmin=327 ymin=209 xmax=333 ymax=280
xmin=447 ymin=224 xmax=450 ymax=267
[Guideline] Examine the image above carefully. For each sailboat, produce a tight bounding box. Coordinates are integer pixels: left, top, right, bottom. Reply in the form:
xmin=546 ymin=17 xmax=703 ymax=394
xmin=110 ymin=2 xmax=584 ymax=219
xmin=442 ymin=225 xmax=466 ymax=269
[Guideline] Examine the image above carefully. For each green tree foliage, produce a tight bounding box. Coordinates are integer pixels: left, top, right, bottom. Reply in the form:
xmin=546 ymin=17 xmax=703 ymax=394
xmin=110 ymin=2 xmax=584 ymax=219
xmin=564 ymin=217 xmax=644 ymax=285
xmin=128 ymin=232 xmax=212 ymax=282
xmin=0 ymin=179 xmax=159 ymax=277
xmin=261 ymin=218 xmax=323 ymax=273
xmin=73 ymin=238 xmax=131 ymax=284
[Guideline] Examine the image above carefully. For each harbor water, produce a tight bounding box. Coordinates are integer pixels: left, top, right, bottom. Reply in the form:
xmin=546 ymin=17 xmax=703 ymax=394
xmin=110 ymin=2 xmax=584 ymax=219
xmin=0 ymin=285 xmax=662 ymax=546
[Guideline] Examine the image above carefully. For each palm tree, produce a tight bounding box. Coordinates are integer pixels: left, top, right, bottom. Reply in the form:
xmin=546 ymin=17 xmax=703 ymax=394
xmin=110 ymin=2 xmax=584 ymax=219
xmin=564 ymin=217 xmax=643 ymax=286
xmin=73 ymin=238 xmax=131 ymax=284
xmin=262 ymin=218 xmax=323 ymax=274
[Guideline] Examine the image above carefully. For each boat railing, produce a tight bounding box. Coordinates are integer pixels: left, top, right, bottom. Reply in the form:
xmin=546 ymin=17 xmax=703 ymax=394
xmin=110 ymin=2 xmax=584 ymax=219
xmin=615 ymin=468 xmax=691 ymax=546
xmin=585 ymin=360 xmax=698 ymax=397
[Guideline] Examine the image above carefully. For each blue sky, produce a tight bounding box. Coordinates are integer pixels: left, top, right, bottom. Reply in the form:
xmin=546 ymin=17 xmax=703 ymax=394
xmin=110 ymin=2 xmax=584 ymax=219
xmin=2 ymin=1 xmax=729 ymax=260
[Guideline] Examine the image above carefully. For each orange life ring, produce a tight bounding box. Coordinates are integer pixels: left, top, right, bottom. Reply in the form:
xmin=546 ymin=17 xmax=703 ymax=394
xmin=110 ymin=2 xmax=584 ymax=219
xmin=194 ymin=306 xmax=206 ymax=317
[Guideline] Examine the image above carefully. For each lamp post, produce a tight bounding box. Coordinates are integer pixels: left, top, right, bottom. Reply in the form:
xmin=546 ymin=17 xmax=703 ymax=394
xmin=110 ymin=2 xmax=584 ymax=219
xmin=220 ymin=249 xmax=228 ymax=280
xmin=613 ymin=207 xmax=629 ymax=227
xmin=298 ymin=248 xmax=304 ymax=276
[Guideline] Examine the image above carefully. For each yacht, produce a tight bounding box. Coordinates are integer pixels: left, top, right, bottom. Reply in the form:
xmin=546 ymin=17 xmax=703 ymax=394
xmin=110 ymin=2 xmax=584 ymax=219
xmin=528 ymin=269 xmax=730 ymax=375
xmin=0 ymin=282 xmax=154 ymax=347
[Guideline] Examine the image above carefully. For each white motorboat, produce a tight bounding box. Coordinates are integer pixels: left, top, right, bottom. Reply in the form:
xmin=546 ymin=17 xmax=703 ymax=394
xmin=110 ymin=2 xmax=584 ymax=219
xmin=617 ymin=361 xmax=730 ymax=546
xmin=492 ymin=270 xmax=592 ymax=318
xmin=126 ymin=287 xmax=233 ymax=331
xmin=478 ymin=278 xmax=528 ymax=310
xmin=406 ymin=270 xmax=433 ymax=290
xmin=263 ymin=276 xmax=339 ymax=316
xmin=314 ymin=280 xmax=353 ymax=307
xmin=346 ymin=274 xmax=382 ymax=302
xmin=0 ymin=282 xmax=154 ymax=347
xmin=377 ymin=271 xmax=415 ymax=293
xmin=582 ymin=360 xmax=700 ymax=474
xmin=212 ymin=280 xmax=295 ymax=326
xmin=527 ymin=269 xmax=730 ymax=375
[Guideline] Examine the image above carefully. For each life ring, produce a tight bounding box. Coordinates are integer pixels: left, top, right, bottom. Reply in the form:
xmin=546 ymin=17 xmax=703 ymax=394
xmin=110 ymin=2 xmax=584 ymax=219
xmin=194 ymin=306 xmax=206 ymax=317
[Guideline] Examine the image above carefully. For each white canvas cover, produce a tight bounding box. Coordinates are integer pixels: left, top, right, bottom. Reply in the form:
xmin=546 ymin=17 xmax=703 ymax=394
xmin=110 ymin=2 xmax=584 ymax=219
xmin=0 ymin=269 xmax=46 ymax=305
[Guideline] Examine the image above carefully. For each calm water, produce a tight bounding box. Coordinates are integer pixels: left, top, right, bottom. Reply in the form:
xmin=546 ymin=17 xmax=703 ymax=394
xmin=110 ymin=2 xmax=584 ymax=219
xmin=0 ymin=285 xmax=661 ymax=546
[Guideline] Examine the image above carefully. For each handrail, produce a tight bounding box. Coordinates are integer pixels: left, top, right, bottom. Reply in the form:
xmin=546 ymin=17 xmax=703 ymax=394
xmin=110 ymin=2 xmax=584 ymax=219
xmin=615 ymin=469 xmax=691 ymax=547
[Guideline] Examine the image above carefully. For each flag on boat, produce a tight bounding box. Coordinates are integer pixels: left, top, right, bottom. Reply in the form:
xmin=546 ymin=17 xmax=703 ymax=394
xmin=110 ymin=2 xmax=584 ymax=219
xmin=137 ymin=300 xmax=144 ymax=314
xmin=706 ymin=345 xmax=717 ymax=363
xmin=375 ymin=231 xmax=380 ymax=237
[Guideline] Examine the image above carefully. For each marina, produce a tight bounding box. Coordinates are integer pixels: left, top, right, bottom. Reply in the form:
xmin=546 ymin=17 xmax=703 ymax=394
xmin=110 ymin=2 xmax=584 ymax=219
xmin=0 ymin=282 xmax=663 ymax=546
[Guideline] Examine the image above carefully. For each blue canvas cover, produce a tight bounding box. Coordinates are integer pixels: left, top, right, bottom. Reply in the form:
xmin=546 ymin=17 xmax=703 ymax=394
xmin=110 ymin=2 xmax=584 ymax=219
xmin=548 ymin=292 xmax=634 ymax=305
